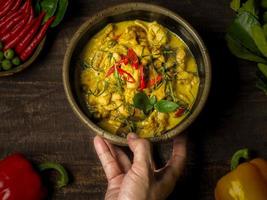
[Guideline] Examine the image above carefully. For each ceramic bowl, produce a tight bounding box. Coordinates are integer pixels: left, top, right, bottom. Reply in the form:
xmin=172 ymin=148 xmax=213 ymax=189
xmin=63 ymin=3 xmax=211 ymax=145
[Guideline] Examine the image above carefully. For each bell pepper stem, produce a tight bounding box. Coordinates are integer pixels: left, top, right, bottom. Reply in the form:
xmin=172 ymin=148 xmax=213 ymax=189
xmin=38 ymin=162 xmax=69 ymax=188
xmin=230 ymin=148 xmax=250 ymax=170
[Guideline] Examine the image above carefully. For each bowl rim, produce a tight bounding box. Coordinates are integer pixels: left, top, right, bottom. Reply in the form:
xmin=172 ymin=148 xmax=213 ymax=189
xmin=63 ymin=2 xmax=212 ymax=146
xmin=0 ymin=38 xmax=46 ymax=77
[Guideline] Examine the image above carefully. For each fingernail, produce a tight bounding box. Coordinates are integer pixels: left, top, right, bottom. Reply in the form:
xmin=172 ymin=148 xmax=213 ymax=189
xmin=127 ymin=133 xmax=138 ymax=140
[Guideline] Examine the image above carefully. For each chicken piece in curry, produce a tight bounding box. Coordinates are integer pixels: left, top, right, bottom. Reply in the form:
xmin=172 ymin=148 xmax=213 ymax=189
xmin=80 ymin=20 xmax=199 ymax=138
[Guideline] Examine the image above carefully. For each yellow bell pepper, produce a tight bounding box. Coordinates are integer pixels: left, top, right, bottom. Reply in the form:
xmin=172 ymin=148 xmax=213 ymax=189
xmin=215 ymin=149 xmax=267 ymax=200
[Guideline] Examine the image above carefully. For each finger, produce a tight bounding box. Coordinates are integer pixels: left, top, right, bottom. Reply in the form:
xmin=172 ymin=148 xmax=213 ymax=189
xmin=127 ymin=133 xmax=153 ymax=169
xmin=94 ymin=136 xmax=123 ymax=182
xmin=153 ymin=136 xmax=187 ymax=199
xmin=159 ymin=135 xmax=187 ymax=181
xmin=104 ymin=140 xmax=131 ymax=172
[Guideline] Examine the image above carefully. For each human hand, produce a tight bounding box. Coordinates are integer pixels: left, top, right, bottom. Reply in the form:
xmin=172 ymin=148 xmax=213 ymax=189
xmin=94 ymin=133 xmax=186 ymax=200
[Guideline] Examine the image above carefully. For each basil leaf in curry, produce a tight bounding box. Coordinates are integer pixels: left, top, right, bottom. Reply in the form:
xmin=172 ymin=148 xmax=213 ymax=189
xmin=51 ymin=0 xmax=68 ymax=27
xmin=41 ymin=0 xmax=59 ymax=22
xmin=226 ymin=34 xmax=267 ymax=63
xmin=133 ymin=92 xmax=152 ymax=114
xmin=154 ymin=100 xmax=179 ymax=113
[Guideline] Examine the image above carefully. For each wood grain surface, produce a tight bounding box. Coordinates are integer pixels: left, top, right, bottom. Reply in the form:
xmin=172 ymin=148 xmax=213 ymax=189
xmin=0 ymin=0 xmax=266 ymax=199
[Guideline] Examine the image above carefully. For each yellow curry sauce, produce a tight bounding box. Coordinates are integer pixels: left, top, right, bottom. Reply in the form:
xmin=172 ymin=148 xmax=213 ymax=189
xmin=80 ymin=20 xmax=199 ymax=138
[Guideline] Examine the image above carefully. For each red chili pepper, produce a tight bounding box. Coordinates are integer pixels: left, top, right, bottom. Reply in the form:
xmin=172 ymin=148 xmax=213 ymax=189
xmin=117 ymin=68 xmax=136 ymax=83
xmin=127 ymin=48 xmax=139 ymax=69
xmin=0 ymin=1 xmax=31 ymax=39
xmin=0 ymin=153 xmax=69 ymax=200
xmin=120 ymin=54 xmax=129 ymax=65
xmin=1 ymin=12 xmax=30 ymax=43
xmin=0 ymin=0 xmax=29 ymax=30
xmin=139 ymin=64 xmax=146 ymax=90
xmin=3 ymin=13 xmax=37 ymax=51
xmin=28 ymin=6 xmax=35 ymax=23
xmin=15 ymin=12 xmax=46 ymax=54
xmin=11 ymin=0 xmax=22 ymax=11
xmin=0 ymin=0 xmax=28 ymax=24
xmin=20 ymin=16 xmax=56 ymax=61
xmin=148 ymin=74 xmax=162 ymax=87
xmin=175 ymin=107 xmax=186 ymax=117
xmin=106 ymin=65 xmax=116 ymax=77
xmin=0 ymin=0 xmax=15 ymax=18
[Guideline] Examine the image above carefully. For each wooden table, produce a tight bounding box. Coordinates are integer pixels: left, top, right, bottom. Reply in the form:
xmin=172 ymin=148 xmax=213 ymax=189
xmin=0 ymin=0 xmax=266 ymax=199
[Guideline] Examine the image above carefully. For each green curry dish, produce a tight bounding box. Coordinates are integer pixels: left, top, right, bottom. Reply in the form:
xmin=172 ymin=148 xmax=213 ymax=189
xmin=80 ymin=20 xmax=200 ymax=138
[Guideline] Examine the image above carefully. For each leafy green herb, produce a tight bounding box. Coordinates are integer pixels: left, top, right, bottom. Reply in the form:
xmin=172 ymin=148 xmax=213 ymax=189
xmin=251 ymin=24 xmax=267 ymax=57
xmin=231 ymin=0 xmax=241 ymax=11
xmin=261 ymin=0 xmax=267 ymax=8
xmin=226 ymin=0 xmax=267 ymax=94
xmin=258 ymin=63 xmax=267 ymax=77
xmin=238 ymin=0 xmax=258 ymax=17
xmin=133 ymin=92 xmax=153 ymax=114
xmin=154 ymin=100 xmax=180 ymax=113
xmin=149 ymin=95 xmax=157 ymax=105
xmin=51 ymin=0 xmax=68 ymax=27
xmin=256 ymin=79 xmax=267 ymax=94
xmin=227 ymin=11 xmax=261 ymax=55
xmin=114 ymin=68 xmax=123 ymax=91
xmin=40 ymin=0 xmax=59 ymax=22
xmin=226 ymin=34 xmax=267 ymax=63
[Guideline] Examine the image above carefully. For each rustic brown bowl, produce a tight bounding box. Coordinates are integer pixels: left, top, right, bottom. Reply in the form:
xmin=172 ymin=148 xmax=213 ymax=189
xmin=63 ymin=3 xmax=211 ymax=146
xmin=0 ymin=38 xmax=45 ymax=77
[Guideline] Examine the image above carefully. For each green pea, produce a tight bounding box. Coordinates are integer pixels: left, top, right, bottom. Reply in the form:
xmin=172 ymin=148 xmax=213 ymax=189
xmin=12 ymin=57 xmax=21 ymax=66
xmin=2 ymin=60 xmax=13 ymax=71
xmin=4 ymin=49 xmax=15 ymax=60
xmin=0 ymin=51 xmax=4 ymax=61
xmin=0 ymin=42 xmax=3 ymax=50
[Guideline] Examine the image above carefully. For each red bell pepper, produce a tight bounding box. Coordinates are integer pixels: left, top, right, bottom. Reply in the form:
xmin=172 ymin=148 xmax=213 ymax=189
xmin=0 ymin=154 xmax=69 ymax=200
xmin=175 ymin=107 xmax=186 ymax=117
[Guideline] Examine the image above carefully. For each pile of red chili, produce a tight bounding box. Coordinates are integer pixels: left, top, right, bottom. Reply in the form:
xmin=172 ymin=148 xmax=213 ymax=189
xmin=0 ymin=0 xmax=55 ymax=71
xmin=105 ymin=48 xmax=148 ymax=90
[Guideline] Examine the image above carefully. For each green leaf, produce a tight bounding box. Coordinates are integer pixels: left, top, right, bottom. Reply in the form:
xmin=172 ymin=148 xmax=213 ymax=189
xmin=41 ymin=0 xmax=59 ymax=22
xmin=231 ymin=0 xmax=241 ymax=11
xmin=226 ymin=34 xmax=267 ymax=63
xmin=261 ymin=0 xmax=267 ymax=9
xmin=149 ymin=95 xmax=157 ymax=105
xmin=263 ymin=12 xmax=267 ymax=23
xmin=239 ymin=0 xmax=259 ymax=17
xmin=154 ymin=100 xmax=179 ymax=113
xmin=258 ymin=63 xmax=267 ymax=77
xmin=227 ymin=11 xmax=261 ymax=55
xmin=251 ymin=24 xmax=267 ymax=57
xmin=34 ymin=0 xmax=41 ymax=14
xmin=51 ymin=0 xmax=68 ymax=27
xmin=263 ymin=24 xmax=267 ymax=37
xmin=133 ymin=92 xmax=152 ymax=113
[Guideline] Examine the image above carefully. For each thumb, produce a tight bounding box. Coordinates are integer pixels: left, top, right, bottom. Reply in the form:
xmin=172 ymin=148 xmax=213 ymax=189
xmin=127 ymin=133 xmax=153 ymax=169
